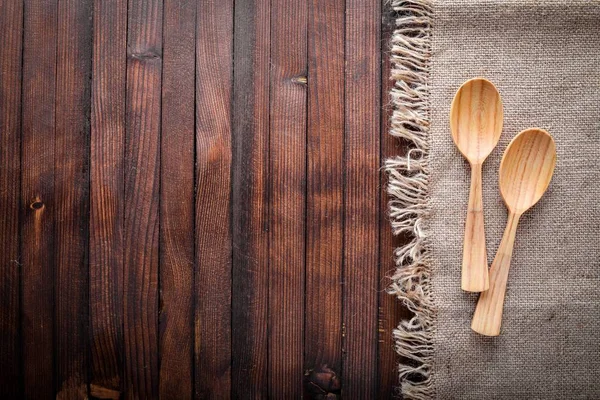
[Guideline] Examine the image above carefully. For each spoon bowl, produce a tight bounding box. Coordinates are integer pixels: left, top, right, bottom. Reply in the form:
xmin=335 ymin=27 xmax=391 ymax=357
xmin=450 ymin=78 xmax=503 ymax=163
xmin=472 ymin=128 xmax=556 ymax=336
xmin=450 ymin=78 xmax=503 ymax=292
xmin=500 ymin=128 xmax=556 ymax=215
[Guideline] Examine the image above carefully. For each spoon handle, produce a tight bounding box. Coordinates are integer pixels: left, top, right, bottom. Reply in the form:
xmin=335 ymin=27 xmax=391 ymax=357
xmin=461 ymin=163 xmax=489 ymax=292
xmin=471 ymin=212 xmax=520 ymax=336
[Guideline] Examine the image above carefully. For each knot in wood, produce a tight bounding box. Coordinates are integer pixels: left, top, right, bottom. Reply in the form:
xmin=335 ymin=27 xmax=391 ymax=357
xmin=304 ymin=364 xmax=341 ymax=399
xmin=30 ymin=200 xmax=44 ymax=210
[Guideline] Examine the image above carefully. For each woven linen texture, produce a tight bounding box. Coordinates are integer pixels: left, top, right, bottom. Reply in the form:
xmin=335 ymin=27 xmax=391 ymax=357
xmin=388 ymin=1 xmax=600 ymax=398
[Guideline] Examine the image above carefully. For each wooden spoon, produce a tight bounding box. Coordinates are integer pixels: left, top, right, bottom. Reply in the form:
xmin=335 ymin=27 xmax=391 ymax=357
xmin=450 ymin=78 xmax=503 ymax=292
xmin=471 ymin=128 xmax=556 ymax=336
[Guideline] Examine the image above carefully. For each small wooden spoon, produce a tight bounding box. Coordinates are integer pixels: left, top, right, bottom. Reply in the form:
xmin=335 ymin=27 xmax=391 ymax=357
xmin=471 ymin=128 xmax=556 ymax=336
xmin=450 ymin=78 xmax=503 ymax=292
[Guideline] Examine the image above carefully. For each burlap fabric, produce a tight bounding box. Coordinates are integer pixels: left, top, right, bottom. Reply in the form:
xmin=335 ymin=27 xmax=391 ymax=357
xmin=386 ymin=1 xmax=600 ymax=398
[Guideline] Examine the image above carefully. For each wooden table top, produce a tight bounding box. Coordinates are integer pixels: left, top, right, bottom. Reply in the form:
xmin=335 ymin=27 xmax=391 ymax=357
xmin=0 ymin=0 xmax=408 ymax=398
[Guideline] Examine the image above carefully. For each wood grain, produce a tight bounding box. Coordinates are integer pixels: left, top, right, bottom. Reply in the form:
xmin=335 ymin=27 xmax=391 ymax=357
xmin=124 ymin=0 xmax=162 ymax=397
xmin=159 ymin=0 xmax=196 ymax=397
xmin=472 ymin=129 xmax=556 ymax=336
xmin=305 ymin=0 xmax=345 ymax=385
xmin=450 ymin=78 xmax=503 ymax=293
xmin=54 ymin=0 xmax=93 ymax=396
xmin=461 ymin=163 xmax=489 ymax=292
xmin=3 ymin=3 xmax=404 ymax=395
xmin=343 ymin=0 xmax=381 ymax=397
xmin=0 ymin=1 xmax=23 ymax=397
xmin=450 ymin=79 xmax=503 ymax=164
xmin=195 ymin=0 xmax=234 ymax=398
xmin=89 ymin=0 xmax=127 ymax=396
xmin=231 ymin=0 xmax=270 ymax=397
xmin=471 ymin=212 xmax=519 ymax=337
xmin=498 ymin=129 xmax=556 ymax=215
xmin=21 ymin=0 xmax=57 ymax=396
xmin=268 ymin=0 xmax=307 ymax=397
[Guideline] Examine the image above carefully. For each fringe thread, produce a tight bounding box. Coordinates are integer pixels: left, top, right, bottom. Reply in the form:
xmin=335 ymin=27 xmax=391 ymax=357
xmin=385 ymin=1 xmax=436 ymax=399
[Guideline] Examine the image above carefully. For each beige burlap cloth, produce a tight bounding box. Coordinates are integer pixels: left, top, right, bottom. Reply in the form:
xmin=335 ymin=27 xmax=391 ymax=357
xmin=386 ymin=1 xmax=600 ymax=398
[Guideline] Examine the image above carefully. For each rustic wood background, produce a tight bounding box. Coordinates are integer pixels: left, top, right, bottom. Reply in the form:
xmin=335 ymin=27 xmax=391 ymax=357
xmin=0 ymin=0 xmax=408 ymax=398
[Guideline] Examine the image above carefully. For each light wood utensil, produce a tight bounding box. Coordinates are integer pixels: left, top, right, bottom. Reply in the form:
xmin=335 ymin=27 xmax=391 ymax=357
xmin=450 ymin=78 xmax=503 ymax=292
xmin=471 ymin=128 xmax=556 ymax=336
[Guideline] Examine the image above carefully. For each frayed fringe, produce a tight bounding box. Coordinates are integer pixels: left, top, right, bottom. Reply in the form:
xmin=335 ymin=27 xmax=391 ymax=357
xmin=386 ymin=0 xmax=436 ymax=399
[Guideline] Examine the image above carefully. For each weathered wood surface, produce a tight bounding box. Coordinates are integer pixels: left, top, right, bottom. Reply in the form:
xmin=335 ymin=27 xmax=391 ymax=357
xmin=0 ymin=1 xmax=406 ymax=398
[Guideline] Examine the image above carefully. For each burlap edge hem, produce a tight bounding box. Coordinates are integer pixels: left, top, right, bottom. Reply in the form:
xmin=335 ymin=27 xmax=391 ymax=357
xmin=385 ymin=1 xmax=437 ymax=398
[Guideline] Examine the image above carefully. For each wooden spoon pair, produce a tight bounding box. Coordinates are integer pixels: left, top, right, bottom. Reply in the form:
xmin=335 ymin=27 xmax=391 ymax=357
xmin=450 ymin=78 xmax=556 ymax=336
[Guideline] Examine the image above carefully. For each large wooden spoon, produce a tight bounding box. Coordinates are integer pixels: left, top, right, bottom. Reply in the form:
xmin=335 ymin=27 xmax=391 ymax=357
xmin=471 ymin=128 xmax=556 ymax=336
xmin=450 ymin=78 xmax=503 ymax=292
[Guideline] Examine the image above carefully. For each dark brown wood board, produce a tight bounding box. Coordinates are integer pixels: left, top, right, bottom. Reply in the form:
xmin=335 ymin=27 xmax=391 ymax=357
xmin=55 ymin=0 xmax=93 ymax=397
xmin=343 ymin=0 xmax=381 ymax=397
xmin=21 ymin=0 xmax=58 ymax=397
xmin=89 ymin=0 xmax=127 ymax=398
xmin=195 ymin=0 xmax=234 ymax=397
xmin=0 ymin=1 xmax=408 ymax=398
xmin=268 ymin=0 xmax=307 ymax=397
xmin=159 ymin=0 xmax=196 ymax=397
xmin=123 ymin=0 xmax=163 ymax=397
xmin=231 ymin=0 xmax=271 ymax=397
xmin=305 ymin=0 xmax=345 ymax=393
xmin=0 ymin=1 xmax=23 ymax=397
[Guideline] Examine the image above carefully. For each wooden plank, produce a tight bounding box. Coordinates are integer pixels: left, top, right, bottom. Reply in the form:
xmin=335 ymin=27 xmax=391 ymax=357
xmin=159 ymin=0 xmax=195 ymax=397
xmin=21 ymin=0 xmax=57 ymax=396
xmin=54 ymin=0 xmax=93 ymax=397
xmin=0 ymin=1 xmax=23 ymax=397
xmin=124 ymin=0 xmax=162 ymax=397
xmin=342 ymin=0 xmax=381 ymax=397
xmin=268 ymin=0 xmax=307 ymax=397
xmin=231 ymin=0 xmax=270 ymax=397
xmin=378 ymin=3 xmax=405 ymax=397
xmin=194 ymin=0 xmax=234 ymax=397
xmin=305 ymin=0 xmax=345 ymax=386
xmin=89 ymin=0 xmax=127 ymax=397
